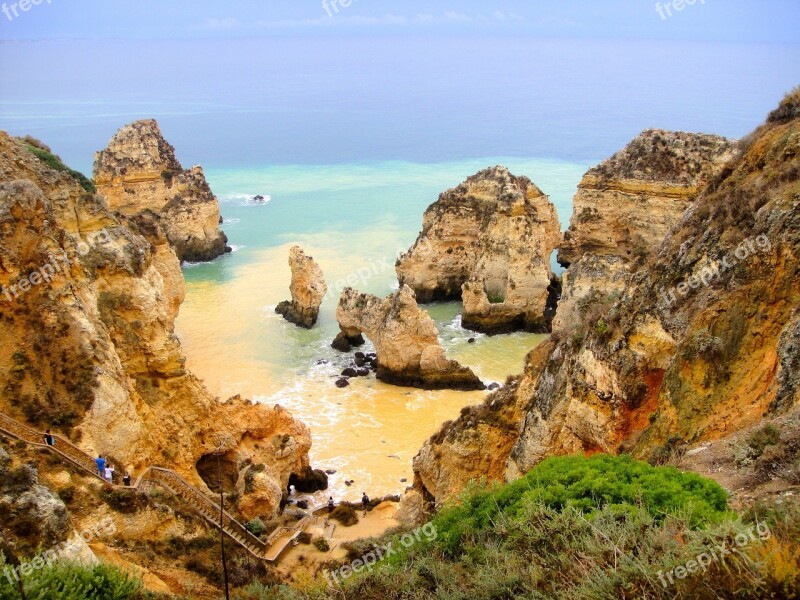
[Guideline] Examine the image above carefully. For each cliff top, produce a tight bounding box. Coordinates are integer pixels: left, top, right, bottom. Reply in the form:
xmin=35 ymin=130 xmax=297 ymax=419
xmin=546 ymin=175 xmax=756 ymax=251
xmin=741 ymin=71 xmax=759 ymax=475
xmin=438 ymin=165 xmax=546 ymax=206
xmin=93 ymin=119 xmax=182 ymax=177
xmin=587 ymin=129 xmax=736 ymax=187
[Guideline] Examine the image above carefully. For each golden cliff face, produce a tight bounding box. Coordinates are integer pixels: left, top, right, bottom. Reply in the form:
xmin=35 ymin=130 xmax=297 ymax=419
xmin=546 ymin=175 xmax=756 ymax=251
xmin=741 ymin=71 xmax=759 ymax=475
xmin=396 ymin=166 xmax=561 ymax=334
xmin=93 ymin=119 xmax=230 ymax=263
xmin=553 ymin=130 xmax=736 ymax=336
xmin=412 ymin=95 xmax=800 ymax=505
xmin=559 ymin=129 xmax=736 ymax=266
xmin=0 ymin=132 xmax=311 ymax=519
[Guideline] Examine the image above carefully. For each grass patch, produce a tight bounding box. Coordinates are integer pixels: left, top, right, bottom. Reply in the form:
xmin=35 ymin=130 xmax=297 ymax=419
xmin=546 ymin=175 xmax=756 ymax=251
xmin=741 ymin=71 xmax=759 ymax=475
xmin=24 ymin=143 xmax=96 ymax=193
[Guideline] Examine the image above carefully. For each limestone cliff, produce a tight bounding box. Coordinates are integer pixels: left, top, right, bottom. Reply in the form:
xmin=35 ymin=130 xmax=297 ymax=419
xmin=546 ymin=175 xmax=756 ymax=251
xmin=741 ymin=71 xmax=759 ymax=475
xmin=553 ymin=130 xmax=736 ymax=336
xmin=559 ymin=129 xmax=736 ymax=267
xmin=335 ymin=286 xmax=485 ymax=390
xmin=275 ymin=245 xmax=327 ymax=328
xmin=93 ymin=119 xmax=230 ymax=263
xmin=0 ymin=131 xmax=311 ymax=519
xmin=412 ymin=93 xmax=800 ymax=505
xmin=396 ymin=166 xmax=561 ymax=333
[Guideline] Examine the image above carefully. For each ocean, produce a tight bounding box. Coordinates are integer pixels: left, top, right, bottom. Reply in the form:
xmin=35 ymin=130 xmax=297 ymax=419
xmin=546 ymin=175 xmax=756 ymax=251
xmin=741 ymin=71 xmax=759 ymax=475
xmin=1 ymin=35 xmax=798 ymax=501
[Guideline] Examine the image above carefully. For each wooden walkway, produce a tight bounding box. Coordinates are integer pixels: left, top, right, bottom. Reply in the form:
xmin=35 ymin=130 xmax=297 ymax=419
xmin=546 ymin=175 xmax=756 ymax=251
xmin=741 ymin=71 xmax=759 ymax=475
xmin=0 ymin=411 xmax=310 ymax=563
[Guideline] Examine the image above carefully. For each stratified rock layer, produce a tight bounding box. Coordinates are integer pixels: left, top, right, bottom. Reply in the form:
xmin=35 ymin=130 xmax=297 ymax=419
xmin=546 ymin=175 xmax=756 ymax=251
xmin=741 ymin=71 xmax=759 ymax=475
xmin=558 ymin=129 xmax=736 ymax=267
xmin=335 ymin=286 xmax=485 ymax=390
xmin=412 ymin=95 xmax=800 ymax=505
xmin=93 ymin=119 xmax=229 ymax=262
xmin=0 ymin=131 xmax=310 ymax=519
xmin=275 ymin=246 xmax=327 ymax=328
xmin=552 ymin=130 xmax=736 ymax=336
xmin=397 ymin=166 xmax=561 ymax=333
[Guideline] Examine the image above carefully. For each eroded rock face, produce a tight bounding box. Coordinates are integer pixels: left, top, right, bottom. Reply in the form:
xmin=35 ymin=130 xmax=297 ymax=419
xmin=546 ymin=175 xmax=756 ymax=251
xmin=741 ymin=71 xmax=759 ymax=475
xmin=0 ymin=131 xmax=311 ymax=519
xmin=93 ymin=119 xmax=230 ymax=262
xmin=275 ymin=246 xmax=327 ymax=328
xmin=396 ymin=166 xmax=561 ymax=333
xmin=335 ymin=286 xmax=484 ymax=390
xmin=558 ymin=129 xmax=736 ymax=267
xmin=411 ymin=97 xmax=800 ymax=504
xmin=553 ymin=130 xmax=736 ymax=337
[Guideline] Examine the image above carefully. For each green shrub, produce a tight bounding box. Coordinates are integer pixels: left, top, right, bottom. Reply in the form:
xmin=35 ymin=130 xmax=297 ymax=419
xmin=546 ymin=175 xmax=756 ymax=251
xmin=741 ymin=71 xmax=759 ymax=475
xmin=312 ymin=537 xmax=330 ymax=552
xmin=245 ymin=518 xmax=266 ymax=537
xmin=24 ymin=144 xmax=96 ymax=193
xmin=0 ymin=561 xmax=143 ymax=599
xmin=433 ymin=454 xmax=729 ymax=557
xmin=746 ymin=424 xmax=781 ymax=457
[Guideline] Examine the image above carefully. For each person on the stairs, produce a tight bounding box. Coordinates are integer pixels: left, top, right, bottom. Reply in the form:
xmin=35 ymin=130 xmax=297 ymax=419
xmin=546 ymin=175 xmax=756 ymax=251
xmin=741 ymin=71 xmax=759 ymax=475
xmin=123 ymin=472 xmax=132 ymax=487
xmin=104 ymin=464 xmax=115 ymax=483
xmin=43 ymin=429 xmax=55 ymax=447
xmin=95 ymin=455 xmax=106 ymax=477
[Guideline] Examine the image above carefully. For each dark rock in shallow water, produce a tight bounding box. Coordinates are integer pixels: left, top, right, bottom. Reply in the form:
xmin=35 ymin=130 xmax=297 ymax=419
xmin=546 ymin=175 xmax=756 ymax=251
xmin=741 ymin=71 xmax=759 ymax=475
xmin=468 ymin=337 xmax=476 ymax=344
xmin=488 ymin=382 xmax=500 ymax=390
xmin=289 ymin=467 xmax=329 ymax=493
xmin=325 ymin=469 xmax=337 ymax=475
xmin=342 ymin=367 xmax=358 ymax=377
xmin=355 ymin=351 xmax=365 ymax=360
xmin=296 ymin=500 xmax=309 ymax=510
xmin=344 ymin=479 xmax=354 ymax=486
xmin=354 ymin=355 xmax=366 ymax=367
xmin=356 ymin=368 xmax=370 ymax=377
xmin=335 ymin=378 xmax=350 ymax=388
xmin=331 ymin=331 xmax=366 ymax=352
xmin=316 ymin=359 xmax=329 ymax=365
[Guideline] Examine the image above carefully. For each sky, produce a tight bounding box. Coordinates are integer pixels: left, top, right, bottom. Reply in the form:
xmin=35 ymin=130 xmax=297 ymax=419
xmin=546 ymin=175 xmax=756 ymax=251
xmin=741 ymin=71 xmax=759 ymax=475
xmin=0 ymin=0 xmax=798 ymax=44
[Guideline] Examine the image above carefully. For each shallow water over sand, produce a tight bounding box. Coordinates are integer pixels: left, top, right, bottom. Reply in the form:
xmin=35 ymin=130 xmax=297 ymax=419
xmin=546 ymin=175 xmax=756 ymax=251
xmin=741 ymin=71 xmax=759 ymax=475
xmin=175 ymin=160 xmax=572 ymax=502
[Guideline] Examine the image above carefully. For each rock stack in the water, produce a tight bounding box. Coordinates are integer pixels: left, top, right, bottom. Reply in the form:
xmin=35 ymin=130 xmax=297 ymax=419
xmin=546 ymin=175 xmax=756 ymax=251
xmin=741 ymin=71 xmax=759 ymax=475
xmin=335 ymin=286 xmax=485 ymax=391
xmin=93 ymin=119 xmax=230 ymax=262
xmin=552 ymin=130 xmax=736 ymax=333
xmin=276 ymin=246 xmax=327 ymax=328
xmin=396 ymin=166 xmax=561 ymax=334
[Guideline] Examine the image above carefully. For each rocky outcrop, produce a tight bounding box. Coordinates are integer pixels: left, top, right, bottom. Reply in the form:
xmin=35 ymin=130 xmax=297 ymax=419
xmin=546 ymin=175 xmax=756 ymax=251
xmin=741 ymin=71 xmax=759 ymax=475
xmin=396 ymin=166 xmax=561 ymax=333
xmin=0 ymin=131 xmax=311 ymax=519
xmin=411 ymin=94 xmax=800 ymax=505
xmin=335 ymin=286 xmax=484 ymax=390
xmin=553 ymin=130 xmax=736 ymax=336
xmin=558 ymin=129 xmax=736 ymax=267
xmin=275 ymin=246 xmax=327 ymax=328
xmin=93 ymin=120 xmax=230 ymax=263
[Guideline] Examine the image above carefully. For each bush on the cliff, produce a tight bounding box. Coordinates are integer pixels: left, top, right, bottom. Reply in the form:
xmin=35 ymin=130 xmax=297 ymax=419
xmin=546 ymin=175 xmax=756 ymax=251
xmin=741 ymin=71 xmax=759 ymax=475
xmin=434 ymin=454 xmax=729 ymax=557
xmin=23 ymin=143 xmax=96 ymax=193
xmin=0 ymin=561 xmax=143 ymax=599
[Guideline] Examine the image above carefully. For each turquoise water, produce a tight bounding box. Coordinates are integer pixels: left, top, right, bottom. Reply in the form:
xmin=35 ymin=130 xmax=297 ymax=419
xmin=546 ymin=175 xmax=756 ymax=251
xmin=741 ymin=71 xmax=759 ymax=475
xmin=175 ymin=158 xmax=586 ymax=500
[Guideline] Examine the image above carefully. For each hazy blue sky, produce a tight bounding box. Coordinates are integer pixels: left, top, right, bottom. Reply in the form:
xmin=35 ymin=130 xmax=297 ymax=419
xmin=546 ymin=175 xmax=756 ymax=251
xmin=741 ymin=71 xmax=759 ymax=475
xmin=1 ymin=0 xmax=798 ymax=43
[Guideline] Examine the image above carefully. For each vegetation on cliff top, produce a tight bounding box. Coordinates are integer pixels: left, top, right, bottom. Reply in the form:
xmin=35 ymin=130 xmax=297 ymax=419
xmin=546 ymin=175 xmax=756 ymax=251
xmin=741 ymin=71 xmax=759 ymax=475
xmin=22 ymin=138 xmax=96 ymax=193
xmin=254 ymin=455 xmax=797 ymax=600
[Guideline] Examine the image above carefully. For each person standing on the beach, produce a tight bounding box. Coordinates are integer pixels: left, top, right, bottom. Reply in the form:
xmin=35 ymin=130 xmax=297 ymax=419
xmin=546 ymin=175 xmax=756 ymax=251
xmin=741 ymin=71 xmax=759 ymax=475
xmin=362 ymin=492 xmax=370 ymax=516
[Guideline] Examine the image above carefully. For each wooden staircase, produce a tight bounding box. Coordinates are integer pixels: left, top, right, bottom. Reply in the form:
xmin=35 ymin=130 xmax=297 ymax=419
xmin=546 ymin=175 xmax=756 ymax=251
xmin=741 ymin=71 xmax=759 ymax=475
xmin=0 ymin=411 xmax=309 ymax=563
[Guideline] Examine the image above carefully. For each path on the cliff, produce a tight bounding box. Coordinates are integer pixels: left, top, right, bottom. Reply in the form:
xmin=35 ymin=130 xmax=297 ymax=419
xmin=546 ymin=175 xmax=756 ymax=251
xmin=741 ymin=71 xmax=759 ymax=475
xmin=0 ymin=411 xmax=309 ymax=564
